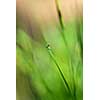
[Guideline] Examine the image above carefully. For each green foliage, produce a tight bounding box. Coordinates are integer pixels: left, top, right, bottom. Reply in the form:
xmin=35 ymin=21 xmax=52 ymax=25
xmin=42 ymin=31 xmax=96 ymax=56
xmin=17 ymin=1 xmax=82 ymax=100
xmin=16 ymin=17 xmax=83 ymax=100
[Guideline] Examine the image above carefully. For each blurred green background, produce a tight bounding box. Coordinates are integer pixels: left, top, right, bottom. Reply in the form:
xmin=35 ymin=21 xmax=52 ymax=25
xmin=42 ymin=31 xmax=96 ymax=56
xmin=16 ymin=0 xmax=83 ymax=100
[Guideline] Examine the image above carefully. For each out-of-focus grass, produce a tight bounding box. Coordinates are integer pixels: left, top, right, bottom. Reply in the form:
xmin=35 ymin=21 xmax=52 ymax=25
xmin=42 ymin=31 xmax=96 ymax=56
xmin=16 ymin=0 xmax=82 ymax=100
xmin=16 ymin=17 xmax=83 ymax=100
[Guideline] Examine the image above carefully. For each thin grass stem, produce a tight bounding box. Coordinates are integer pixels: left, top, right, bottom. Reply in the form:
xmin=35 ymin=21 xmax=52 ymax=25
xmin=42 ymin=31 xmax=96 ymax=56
xmin=46 ymin=44 xmax=72 ymax=96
